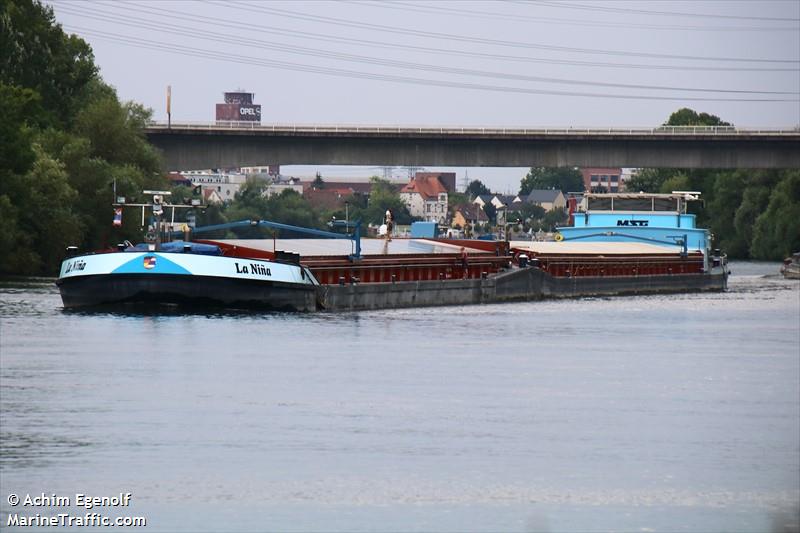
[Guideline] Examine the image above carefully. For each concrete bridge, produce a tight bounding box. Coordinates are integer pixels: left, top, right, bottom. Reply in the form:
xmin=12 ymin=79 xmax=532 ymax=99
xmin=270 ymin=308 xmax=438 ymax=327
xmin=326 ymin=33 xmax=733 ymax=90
xmin=144 ymin=122 xmax=800 ymax=170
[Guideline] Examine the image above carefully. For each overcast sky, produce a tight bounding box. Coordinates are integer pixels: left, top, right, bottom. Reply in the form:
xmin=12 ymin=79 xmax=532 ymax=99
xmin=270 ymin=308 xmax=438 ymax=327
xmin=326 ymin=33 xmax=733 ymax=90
xmin=48 ymin=0 xmax=799 ymax=192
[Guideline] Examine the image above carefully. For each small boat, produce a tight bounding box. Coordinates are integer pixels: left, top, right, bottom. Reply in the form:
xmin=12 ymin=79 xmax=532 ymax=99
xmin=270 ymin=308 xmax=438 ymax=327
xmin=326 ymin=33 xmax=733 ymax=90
xmin=780 ymin=252 xmax=800 ymax=279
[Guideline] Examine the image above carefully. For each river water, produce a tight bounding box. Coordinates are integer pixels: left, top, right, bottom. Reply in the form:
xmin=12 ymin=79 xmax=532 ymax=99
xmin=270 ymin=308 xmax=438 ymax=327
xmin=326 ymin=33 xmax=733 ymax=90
xmin=1 ymin=262 xmax=798 ymax=532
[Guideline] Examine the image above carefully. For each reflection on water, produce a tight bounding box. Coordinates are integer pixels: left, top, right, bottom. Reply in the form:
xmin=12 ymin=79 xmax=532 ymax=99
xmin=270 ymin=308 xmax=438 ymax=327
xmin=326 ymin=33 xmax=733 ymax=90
xmin=1 ymin=263 xmax=798 ymax=532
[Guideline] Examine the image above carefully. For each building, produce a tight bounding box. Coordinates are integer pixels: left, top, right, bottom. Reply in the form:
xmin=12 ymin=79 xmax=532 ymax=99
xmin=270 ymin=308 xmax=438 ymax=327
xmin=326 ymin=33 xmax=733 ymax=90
xmin=399 ymin=174 xmax=449 ymax=224
xmin=241 ymin=165 xmax=280 ymax=177
xmin=451 ymin=203 xmax=489 ymax=229
xmin=580 ymin=168 xmax=623 ymax=193
xmin=303 ymin=188 xmax=357 ymax=211
xmin=412 ymin=172 xmax=457 ymax=192
xmin=525 ymin=189 xmax=567 ymax=211
xmin=182 ymin=170 xmax=249 ymax=202
xmin=300 ymin=179 xmax=375 ymax=196
xmin=472 ymin=194 xmax=494 ymax=208
xmin=491 ymin=194 xmax=521 ymax=210
xmin=265 ymin=175 xmax=303 ymax=197
xmin=202 ymin=188 xmax=224 ymax=205
xmin=166 ymin=172 xmax=192 ymax=187
xmin=472 ymin=193 xmax=522 ymax=212
xmin=620 ymin=168 xmax=638 ymax=191
xmin=215 ymin=91 xmax=261 ymax=123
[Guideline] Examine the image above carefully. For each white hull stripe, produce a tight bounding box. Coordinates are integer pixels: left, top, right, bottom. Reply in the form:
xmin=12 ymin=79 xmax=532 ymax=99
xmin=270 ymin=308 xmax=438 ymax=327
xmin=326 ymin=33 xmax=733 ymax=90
xmin=59 ymin=252 xmax=318 ymax=286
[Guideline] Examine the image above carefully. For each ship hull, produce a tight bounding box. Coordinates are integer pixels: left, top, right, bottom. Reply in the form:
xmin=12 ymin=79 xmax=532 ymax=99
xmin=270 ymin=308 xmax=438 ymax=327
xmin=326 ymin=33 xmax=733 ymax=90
xmin=57 ymin=273 xmax=318 ymax=311
xmin=56 ymin=252 xmax=319 ymax=311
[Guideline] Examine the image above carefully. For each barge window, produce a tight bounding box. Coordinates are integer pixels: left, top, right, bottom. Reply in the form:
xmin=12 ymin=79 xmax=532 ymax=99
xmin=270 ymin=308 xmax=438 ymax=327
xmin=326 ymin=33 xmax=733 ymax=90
xmin=652 ymin=198 xmax=678 ymax=211
xmin=587 ymin=196 xmax=680 ymax=212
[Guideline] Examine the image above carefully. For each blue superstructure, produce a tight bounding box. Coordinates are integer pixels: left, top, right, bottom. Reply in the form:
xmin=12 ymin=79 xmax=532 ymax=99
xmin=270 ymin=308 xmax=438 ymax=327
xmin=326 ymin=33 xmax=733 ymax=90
xmin=558 ymin=192 xmax=712 ymax=263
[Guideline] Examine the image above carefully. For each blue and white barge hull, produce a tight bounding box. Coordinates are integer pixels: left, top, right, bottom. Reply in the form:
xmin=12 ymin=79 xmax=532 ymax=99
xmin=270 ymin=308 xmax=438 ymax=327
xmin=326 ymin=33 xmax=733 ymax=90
xmin=56 ymin=250 xmax=319 ymax=311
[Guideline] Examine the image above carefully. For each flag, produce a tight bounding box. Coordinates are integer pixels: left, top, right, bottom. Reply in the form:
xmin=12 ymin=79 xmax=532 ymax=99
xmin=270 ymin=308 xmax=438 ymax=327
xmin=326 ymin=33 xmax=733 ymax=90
xmin=113 ymin=208 xmax=123 ymax=227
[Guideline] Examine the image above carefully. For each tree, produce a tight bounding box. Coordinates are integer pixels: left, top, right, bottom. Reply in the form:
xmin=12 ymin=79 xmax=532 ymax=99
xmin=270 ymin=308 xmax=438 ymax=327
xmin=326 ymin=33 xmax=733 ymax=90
xmin=448 ymin=191 xmax=468 ymax=207
xmin=360 ymin=177 xmax=413 ymax=225
xmin=624 ymin=168 xmax=668 ymax=193
xmin=665 ymin=108 xmax=731 ymax=127
xmin=465 ymin=179 xmax=490 ymax=199
xmin=659 ymin=173 xmax=691 ymax=194
xmin=1 ymin=0 xmax=100 ymax=127
xmin=312 ymin=172 xmax=325 ymax=189
xmin=482 ymin=202 xmax=497 ymax=223
xmin=0 ymin=84 xmax=44 ymax=179
xmin=1 ymin=145 xmax=82 ymax=274
xmin=519 ymin=167 xmax=583 ymax=196
xmin=0 ymin=1 xmax=171 ymax=274
xmin=266 ymin=189 xmax=320 ymax=232
xmin=750 ymin=171 xmax=800 ymax=260
xmin=516 ymin=203 xmax=546 ymax=222
xmin=541 ymin=208 xmax=568 ymax=231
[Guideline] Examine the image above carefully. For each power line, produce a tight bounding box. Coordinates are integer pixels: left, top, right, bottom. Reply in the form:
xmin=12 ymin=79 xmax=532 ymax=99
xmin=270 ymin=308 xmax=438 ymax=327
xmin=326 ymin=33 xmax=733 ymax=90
xmin=212 ymin=0 xmax=799 ymax=64
xmin=348 ymin=0 xmax=799 ymax=32
xmin=62 ymin=25 xmax=799 ymax=103
xmin=53 ymin=3 xmax=795 ymax=96
xmin=54 ymin=0 xmax=799 ymax=72
xmin=522 ymin=0 xmax=800 ymax=23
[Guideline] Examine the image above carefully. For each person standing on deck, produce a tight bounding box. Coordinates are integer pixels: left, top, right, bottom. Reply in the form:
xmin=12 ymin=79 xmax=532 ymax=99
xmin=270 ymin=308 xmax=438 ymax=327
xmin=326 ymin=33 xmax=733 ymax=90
xmin=384 ymin=210 xmax=394 ymax=242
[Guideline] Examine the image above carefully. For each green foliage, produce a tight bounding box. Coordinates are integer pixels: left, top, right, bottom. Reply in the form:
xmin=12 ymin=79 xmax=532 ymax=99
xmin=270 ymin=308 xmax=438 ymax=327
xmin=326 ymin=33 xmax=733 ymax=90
xmin=542 ymin=208 xmax=568 ymax=231
xmin=482 ymin=203 xmax=497 ymax=223
xmin=750 ymin=171 xmax=800 ymax=260
xmin=520 ymin=167 xmax=584 ymax=196
xmin=448 ymin=191 xmax=468 ymax=207
xmin=74 ymin=99 xmax=160 ymax=170
xmin=465 ymin=179 xmax=490 ymax=199
xmin=0 ymin=1 xmax=167 ymax=275
xmin=625 ymin=168 xmax=666 ymax=193
xmin=665 ymin=108 xmax=731 ymax=127
xmin=224 ymin=181 xmax=325 ymax=238
xmin=658 ymin=173 xmax=691 ymax=194
xmin=706 ymin=171 xmax=747 ymax=256
xmin=0 ymin=84 xmax=44 ymax=177
xmin=515 ymin=203 xmax=546 ymax=222
xmin=1 ymin=145 xmax=83 ymax=274
xmin=1 ymin=0 xmax=99 ymax=127
xmin=344 ymin=177 xmax=413 ymax=226
xmin=733 ymin=185 xmax=772 ymax=253
xmin=266 ymin=189 xmax=321 ymax=231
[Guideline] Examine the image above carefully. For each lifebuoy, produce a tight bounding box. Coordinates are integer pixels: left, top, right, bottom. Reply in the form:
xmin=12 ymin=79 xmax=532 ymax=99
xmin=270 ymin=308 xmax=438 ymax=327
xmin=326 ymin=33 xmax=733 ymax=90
xmin=554 ymin=232 xmax=564 ymax=242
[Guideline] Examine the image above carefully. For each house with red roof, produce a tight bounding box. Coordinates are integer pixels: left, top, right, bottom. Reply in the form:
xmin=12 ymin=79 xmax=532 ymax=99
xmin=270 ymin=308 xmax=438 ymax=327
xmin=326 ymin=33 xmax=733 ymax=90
xmin=202 ymin=188 xmax=224 ymax=205
xmin=303 ymin=187 xmax=358 ymax=211
xmin=399 ymin=174 xmax=449 ymax=224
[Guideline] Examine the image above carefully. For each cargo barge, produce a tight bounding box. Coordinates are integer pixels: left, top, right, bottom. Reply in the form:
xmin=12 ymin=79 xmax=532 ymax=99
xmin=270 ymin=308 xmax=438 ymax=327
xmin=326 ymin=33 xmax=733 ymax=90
xmin=56 ymin=192 xmax=727 ymax=311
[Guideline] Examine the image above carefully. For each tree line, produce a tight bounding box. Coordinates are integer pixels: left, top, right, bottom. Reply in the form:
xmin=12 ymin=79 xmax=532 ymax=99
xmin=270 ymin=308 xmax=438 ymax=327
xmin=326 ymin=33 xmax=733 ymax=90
xmin=2 ymin=0 xmax=164 ymax=275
